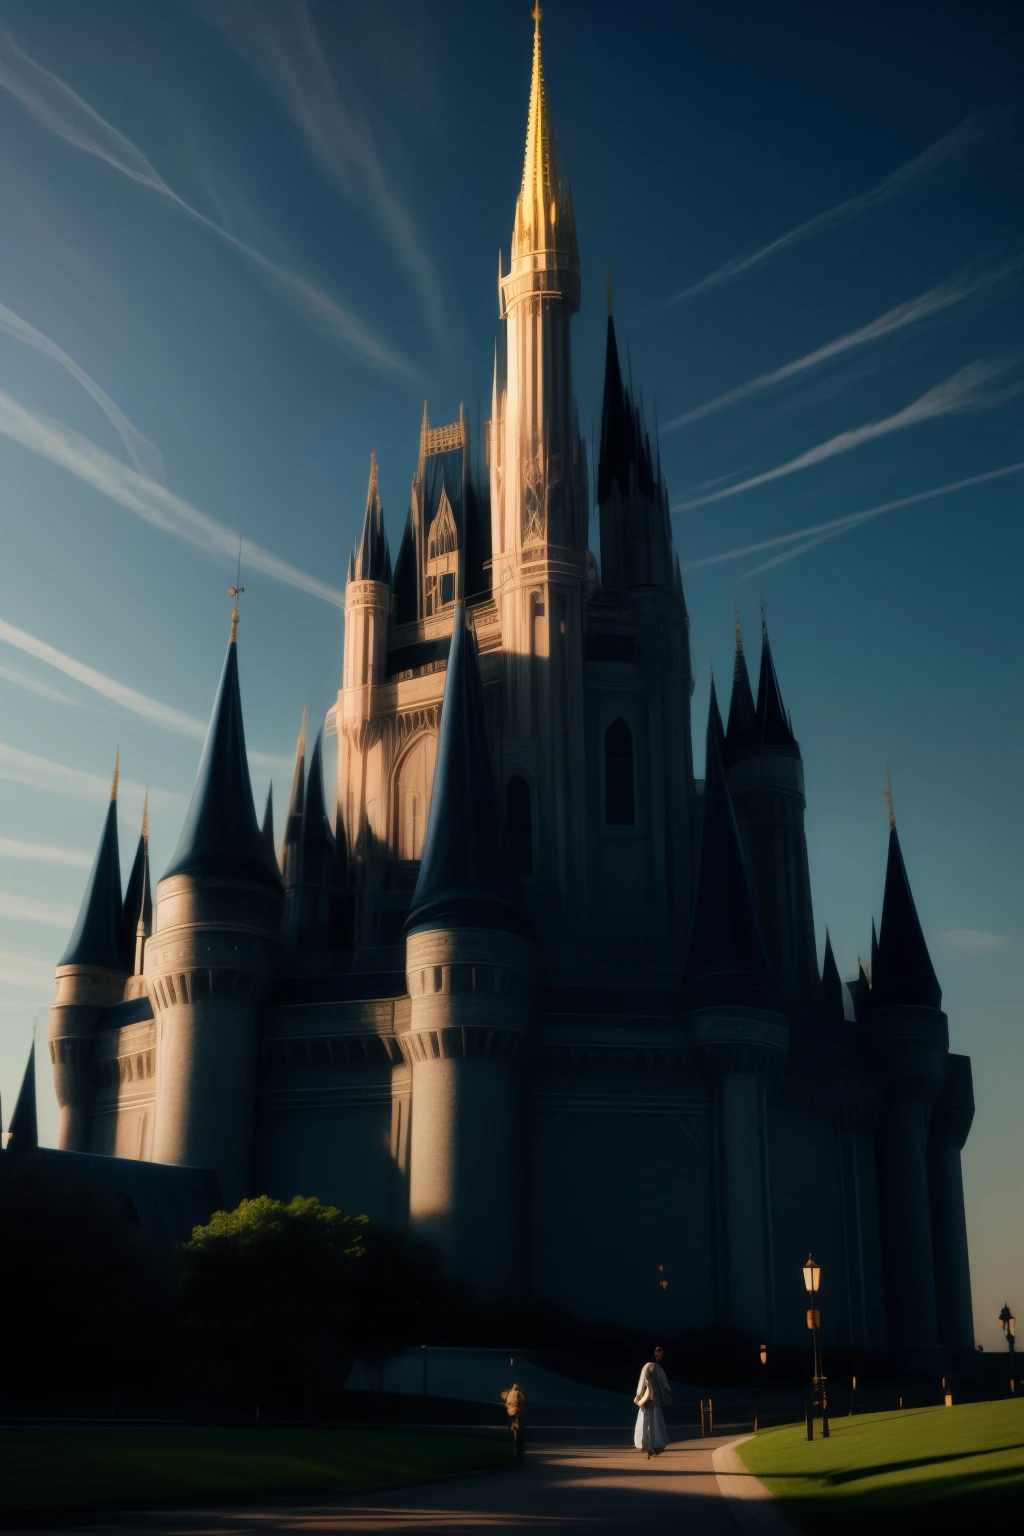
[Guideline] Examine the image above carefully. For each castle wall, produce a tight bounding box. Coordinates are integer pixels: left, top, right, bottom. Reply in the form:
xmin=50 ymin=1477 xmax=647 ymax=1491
xmin=526 ymin=1055 xmax=714 ymax=1333
xmin=89 ymin=1019 xmax=156 ymax=1160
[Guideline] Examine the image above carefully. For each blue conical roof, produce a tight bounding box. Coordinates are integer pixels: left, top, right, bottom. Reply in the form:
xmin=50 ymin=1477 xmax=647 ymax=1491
xmin=7 ymin=1041 xmax=37 ymax=1152
xmin=163 ymin=637 xmax=279 ymax=887
xmin=872 ymin=825 xmax=941 ymax=1010
xmin=406 ymin=603 xmax=532 ymax=939
xmin=821 ymin=928 xmax=844 ymax=1019
xmin=60 ymin=793 xmax=123 ymax=970
xmin=300 ymin=732 xmax=336 ymax=881
xmin=683 ymin=709 xmax=781 ymax=1012
xmin=725 ymin=615 xmax=757 ymax=762
xmin=120 ymin=826 xmax=152 ymax=971
xmin=755 ymin=618 xmax=797 ymax=752
xmin=707 ymin=675 xmax=725 ymax=762
xmin=352 ymin=452 xmax=392 ymax=584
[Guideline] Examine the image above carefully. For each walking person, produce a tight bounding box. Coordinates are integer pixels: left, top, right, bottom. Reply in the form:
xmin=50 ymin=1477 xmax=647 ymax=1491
xmin=502 ymin=1381 xmax=526 ymax=1465
xmin=633 ymin=1346 xmax=672 ymax=1457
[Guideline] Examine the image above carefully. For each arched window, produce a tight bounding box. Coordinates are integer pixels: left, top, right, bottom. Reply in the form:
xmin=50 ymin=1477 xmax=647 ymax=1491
xmin=604 ymin=718 xmax=635 ymax=826
xmin=506 ymin=775 xmax=533 ymax=876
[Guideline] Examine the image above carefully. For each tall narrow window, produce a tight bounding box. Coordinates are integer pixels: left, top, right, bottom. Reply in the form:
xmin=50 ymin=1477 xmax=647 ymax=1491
xmin=605 ymin=718 xmax=635 ymax=826
xmin=506 ymin=775 xmax=533 ymax=876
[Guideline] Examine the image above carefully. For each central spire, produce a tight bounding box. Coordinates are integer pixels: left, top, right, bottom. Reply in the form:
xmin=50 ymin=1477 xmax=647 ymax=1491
xmin=511 ymin=4 xmax=576 ymax=262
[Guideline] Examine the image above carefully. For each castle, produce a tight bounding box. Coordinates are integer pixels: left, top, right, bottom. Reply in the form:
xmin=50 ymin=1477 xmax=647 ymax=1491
xmin=42 ymin=11 xmax=975 ymax=1367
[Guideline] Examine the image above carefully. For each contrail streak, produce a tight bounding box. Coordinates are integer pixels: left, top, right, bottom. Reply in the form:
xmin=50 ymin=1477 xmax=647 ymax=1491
xmin=0 ymin=947 xmax=58 ymax=990
xmin=0 ymin=888 xmax=77 ymax=929
xmin=662 ymin=260 xmax=1022 ymax=433
xmin=0 ymin=300 xmax=164 ymax=479
xmin=0 ymin=836 xmax=92 ymax=869
xmin=0 ymin=741 xmax=185 ymax=814
xmin=681 ymin=462 xmax=1024 ymax=573
xmin=671 ymin=360 xmax=1020 ymax=513
xmin=0 ymin=388 xmax=345 ymax=608
xmin=662 ymin=115 xmax=994 ymax=308
xmin=0 ymin=614 xmax=295 ymax=770
xmin=0 ymin=26 xmax=415 ymax=380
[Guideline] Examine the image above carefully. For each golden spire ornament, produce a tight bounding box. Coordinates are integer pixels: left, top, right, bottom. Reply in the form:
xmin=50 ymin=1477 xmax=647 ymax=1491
xmin=882 ymin=763 xmax=895 ymax=830
xmin=228 ymin=542 xmax=244 ymax=644
xmin=110 ymin=748 xmax=119 ymax=802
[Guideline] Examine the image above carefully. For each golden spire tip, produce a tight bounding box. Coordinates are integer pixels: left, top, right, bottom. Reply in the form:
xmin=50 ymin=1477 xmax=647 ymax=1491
xmin=111 ymin=749 xmax=119 ymax=802
xmin=142 ymin=786 xmax=149 ymax=845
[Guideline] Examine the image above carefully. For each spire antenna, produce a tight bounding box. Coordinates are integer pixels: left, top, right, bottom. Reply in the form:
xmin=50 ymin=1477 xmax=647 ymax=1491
xmin=111 ymin=749 xmax=119 ymax=802
xmin=882 ymin=762 xmax=895 ymax=830
xmin=228 ymin=539 xmax=245 ymax=644
xmin=734 ymin=599 xmax=743 ymax=655
xmin=142 ymin=786 xmax=149 ymax=848
xmin=532 ymin=1 xmax=542 ymax=28
xmin=760 ymin=586 xmax=767 ymax=635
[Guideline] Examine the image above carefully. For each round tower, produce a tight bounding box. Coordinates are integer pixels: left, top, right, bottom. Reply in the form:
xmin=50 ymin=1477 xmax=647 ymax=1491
xmin=724 ymin=606 xmax=819 ymax=1008
xmin=686 ymin=684 xmax=789 ymax=1340
xmin=148 ymin=605 xmax=282 ymax=1206
xmin=47 ymin=756 xmax=127 ymax=1151
xmin=863 ymin=805 xmax=948 ymax=1371
xmin=404 ymin=603 xmax=535 ymax=1299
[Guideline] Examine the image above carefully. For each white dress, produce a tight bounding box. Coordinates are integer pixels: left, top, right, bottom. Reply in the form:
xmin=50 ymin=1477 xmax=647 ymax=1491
xmin=633 ymin=1361 xmax=672 ymax=1451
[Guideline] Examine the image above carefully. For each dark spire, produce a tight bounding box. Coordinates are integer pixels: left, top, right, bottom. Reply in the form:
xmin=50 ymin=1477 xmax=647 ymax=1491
xmin=393 ymin=509 xmax=418 ymax=625
xmin=59 ymin=755 xmax=124 ymax=970
xmin=7 ymin=1040 xmax=37 ymax=1152
xmin=872 ymin=823 xmax=941 ymax=1010
xmin=822 ymin=928 xmax=844 ymax=1019
xmin=598 ymin=314 xmax=632 ymax=503
xmin=352 ymin=451 xmax=392 ymax=584
xmin=707 ymin=673 xmax=725 ymax=763
xmin=281 ymin=710 xmax=307 ymax=886
xmin=870 ymin=918 xmax=880 ymax=985
xmin=162 ymin=631 xmax=278 ymax=888
xmin=755 ymin=607 xmax=797 ymax=751
xmin=725 ymin=604 xmax=757 ymax=760
xmin=406 ymin=603 xmax=533 ymax=939
xmin=299 ymin=732 xmax=336 ymax=885
xmin=261 ymin=783 xmax=276 ymax=867
xmin=683 ymin=702 xmax=781 ymax=1012
xmin=120 ymin=791 xmax=152 ymax=971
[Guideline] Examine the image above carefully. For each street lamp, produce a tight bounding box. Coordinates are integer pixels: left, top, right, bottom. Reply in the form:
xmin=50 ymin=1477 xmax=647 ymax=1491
xmin=802 ymin=1254 xmax=829 ymax=1440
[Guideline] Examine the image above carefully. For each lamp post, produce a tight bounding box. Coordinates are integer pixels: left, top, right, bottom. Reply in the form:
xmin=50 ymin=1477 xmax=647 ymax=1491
xmin=802 ymin=1253 xmax=829 ymax=1440
xmin=998 ymin=1304 xmax=1016 ymax=1354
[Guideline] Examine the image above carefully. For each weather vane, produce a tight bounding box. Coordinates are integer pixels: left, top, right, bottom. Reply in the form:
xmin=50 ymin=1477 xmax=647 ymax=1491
xmin=882 ymin=762 xmax=895 ymax=830
xmin=228 ymin=540 xmax=244 ymax=643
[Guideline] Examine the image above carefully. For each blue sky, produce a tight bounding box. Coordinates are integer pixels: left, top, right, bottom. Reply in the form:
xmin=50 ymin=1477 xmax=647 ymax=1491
xmin=0 ymin=1 xmax=1020 ymax=1343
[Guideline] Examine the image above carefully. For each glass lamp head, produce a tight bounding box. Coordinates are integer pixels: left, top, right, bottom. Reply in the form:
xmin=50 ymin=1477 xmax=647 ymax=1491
xmin=802 ymin=1254 xmax=821 ymax=1295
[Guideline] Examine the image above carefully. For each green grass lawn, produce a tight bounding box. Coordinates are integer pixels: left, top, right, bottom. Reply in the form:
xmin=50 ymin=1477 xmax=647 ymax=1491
xmin=0 ymin=1426 xmax=511 ymax=1521
xmin=739 ymin=1399 xmax=1024 ymax=1535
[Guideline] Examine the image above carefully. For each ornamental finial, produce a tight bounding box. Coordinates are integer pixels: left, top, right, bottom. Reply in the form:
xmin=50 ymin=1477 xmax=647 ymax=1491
xmin=110 ymin=748 xmax=119 ymax=802
xmin=882 ymin=763 xmax=895 ymax=830
xmin=734 ymin=599 xmax=743 ymax=655
xmin=228 ymin=540 xmax=244 ymax=644
xmin=532 ymin=2 xmax=542 ymax=28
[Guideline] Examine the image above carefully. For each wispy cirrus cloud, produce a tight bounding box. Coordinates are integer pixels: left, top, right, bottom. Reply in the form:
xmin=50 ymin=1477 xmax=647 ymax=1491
xmin=662 ymin=260 xmax=1022 ymax=433
xmin=0 ymin=299 xmax=164 ymax=479
xmin=0 ymin=614 xmax=294 ymax=771
xmin=0 ymin=948 xmax=55 ymax=991
xmin=0 ymin=661 xmax=79 ymax=707
xmin=940 ymin=929 xmax=1012 ymax=954
xmin=0 ymin=387 xmax=345 ymax=608
xmin=0 ymin=888 xmax=77 ymax=929
xmin=672 ymin=359 xmax=1021 ymax=514
xmin=203 ymin=0 xmax=447 ymax=345
xmin=0 ymin=25 xmax=415 ymax=380
xmin=0 ymin=836 xmax=92 ymax=869
xmin=681 ymin=462 xmax=1024 ymax=577
xmin=0 ymin=742 xmax=185 ymax=817
xmin=663 ymin=114 xmax=995 ymax=308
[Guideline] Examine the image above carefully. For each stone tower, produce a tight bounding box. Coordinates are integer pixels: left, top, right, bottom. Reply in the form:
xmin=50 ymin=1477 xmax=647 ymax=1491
xmin=404 ymin=602 xmax=535 ymax=1298
xmin=47 ymin=758 xmax=126 ymax=1151
xmin=148 ymin=608 xmax=283 ymax=1205
xmin=684 ymin=683 xmax=789 ymax=1339
xmin=490 ymin=6 xmax=589 ymax=924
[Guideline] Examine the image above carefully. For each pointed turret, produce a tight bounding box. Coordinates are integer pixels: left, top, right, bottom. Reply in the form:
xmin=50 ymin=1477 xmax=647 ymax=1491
xmin=59 ymin=755 xmax=124 ymax=971
xmin=120 ymin=791 xmax=152 ymax=971
xmin=261 ymin=784 xmax=275 ymax=865
xmin=684 ymin=707 xmax=780 ymax=1012
xmin=871 ymin=918 xmax=880 ymax=986
xmin=755 ymin=610 xmax=797 ymax=751
xmin=393 ymin=510 xmax=417 ymax=625
xmin=7 ymin=1041 xmax=37 ymax=1152
xmin=597 ymin=312 xmax=632 ymax=504
xmin=162 ymin=629 xmax=278 ymax=888
xmin=299 ymin=732 xmax=335 ymax=885
xmin=872 ymin=823 xmax=941 ymax=1010
xmin=707 ymin=674 xmax=725 ymax=764
xmin=511 ymin=5 xmax=577 ymax=264
xmin=725 ymin=605 xmax=757 ymax=760
xmin=406 ymin=603 xmax=532 ymax=939
xmin=822 ymin=929 xmax=845 ymax=1019
xmin=281 ymin=710 xmax=307 ymax=885
xmin=352 ymin=452 xmax=392 ymax=585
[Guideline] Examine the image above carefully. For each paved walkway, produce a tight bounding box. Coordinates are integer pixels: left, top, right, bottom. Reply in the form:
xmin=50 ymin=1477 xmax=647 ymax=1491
xmin=15 ymin=1435 xmax=750 ymax=1534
